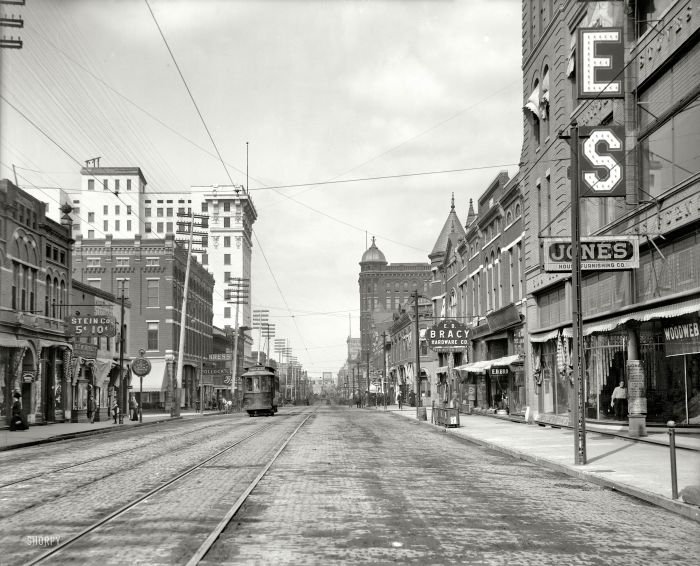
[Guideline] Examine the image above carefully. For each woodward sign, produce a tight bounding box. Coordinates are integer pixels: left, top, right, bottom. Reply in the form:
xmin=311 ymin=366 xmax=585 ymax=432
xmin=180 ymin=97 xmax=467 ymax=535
xmin=426 ymin=319 xmax=470 ymax=350
xmin=663 ymin=317 xmax=700 ymax=357
xmin=542 ymin=236 xmax=639 ymax=272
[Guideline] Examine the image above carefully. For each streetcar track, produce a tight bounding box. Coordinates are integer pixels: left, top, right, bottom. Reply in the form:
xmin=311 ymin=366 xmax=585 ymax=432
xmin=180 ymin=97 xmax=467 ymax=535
xmin=190 ymin=410 xmax=315 ymax=565
xmin=0 ymin=418 xmax=238 ymax=490
xmin=1 ymin=420 xmax=268 ymax=521
xmin=21 ymin=418 xmax=282 ymax=566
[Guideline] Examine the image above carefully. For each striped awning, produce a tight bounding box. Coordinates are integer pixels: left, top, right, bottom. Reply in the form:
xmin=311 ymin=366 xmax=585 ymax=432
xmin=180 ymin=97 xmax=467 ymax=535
xmin=132 ymin=358 xmax=169 ymax=393
xmin=456 ymin=354 xmax=522 ymax=375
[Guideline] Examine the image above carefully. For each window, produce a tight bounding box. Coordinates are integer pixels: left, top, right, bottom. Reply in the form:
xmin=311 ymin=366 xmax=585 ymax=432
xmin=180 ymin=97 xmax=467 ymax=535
xmin=146 ymin=257 xmax=160 ymax=267
xmin=145 ymin=208 xmax=152 ymax=217
xmin=87 ymin=257 xmax=101 ymax=267
xmin=157 ymin=222 xmax=164 ymax=233
xmin=202 ymin=253 xmax=208 ymax=265
xmin=115 ymin=180 xmax=120 ymax=193
xmin=147 ymin=279 xmax=159 ymax=307
xmin=127 ymin=179 xmax=132 ymax=191
xmin=640 ymin=96 xmax=699 ymax=199
xmin=224 ymin=271 xmax=230 ymax=282
xmin=103 ymin=179 xmax=108 ymax=191
xmin=202 ymin=202 xmax=208 ymax=212
xmin=224 ymin=202 xmax=231 ymax=212
xmin=115 ymin=205 xmax=120 ymax=215
xmin=636 ymin=0 xmax=673 ymax=37
xmin=166 ymin=222 xmax=173 ymax=232
xmin=166 ymin=208 xmax=173 ymax=216
xmin=127 ymin=205 xmax=132 ymax=215
xmin=224 ymin=236 xmax=231 ymax=247
xmin=145 ymin=223 xmax=152 ymax=233
xmin=104 ymin=220 xmax=108 ymax=232
xmin=115 ymin=220 xmax=120 ymax=231
xmin=88 ymin=230 xmax=95 ymax=238
xmin=103 ymin=205 xmax=108 ymax=215
xmin=88 ymin=179 xmax=94 ymax=191
xmin=157 ymin=208 xmax=164 ymax=217
xmin=224 ymin=307 xmax=231 ymax=318
xmin=147 ymin=322 xmax=159 ymax=350
xmin=116 ymin=257 xmax=129 ymax=267
xmin=88 ymin=212 xmax=95 ymax=223
xmin=126 ymin=220 xmax=132 ymax=231
xmin=224 ymin=254 xmax=231 ymax=265
xmin=224 ymin=217 xmax=231 ymax=228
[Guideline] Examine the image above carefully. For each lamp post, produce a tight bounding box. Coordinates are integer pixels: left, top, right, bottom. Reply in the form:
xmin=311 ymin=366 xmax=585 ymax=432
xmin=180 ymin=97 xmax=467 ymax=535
xmin=413 ymin=290 xmax=423 ymax=414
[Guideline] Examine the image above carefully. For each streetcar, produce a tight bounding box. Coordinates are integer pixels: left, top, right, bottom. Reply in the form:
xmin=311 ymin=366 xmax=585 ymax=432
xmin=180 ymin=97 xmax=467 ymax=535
xmin=241 ymin=364 xmax=280 ymax=417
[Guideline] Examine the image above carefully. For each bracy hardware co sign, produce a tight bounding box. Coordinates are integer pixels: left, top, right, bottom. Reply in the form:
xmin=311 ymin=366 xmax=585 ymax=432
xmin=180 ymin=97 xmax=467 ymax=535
xmin=426 ymin=319 xmax=470 ymax=350
xmin=542 ymin=236 xmax=639 ymax=272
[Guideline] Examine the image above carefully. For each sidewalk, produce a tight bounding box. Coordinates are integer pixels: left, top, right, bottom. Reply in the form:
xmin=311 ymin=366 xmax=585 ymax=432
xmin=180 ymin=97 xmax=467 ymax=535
xmin=0 ymin=410 xmax=224 ymax=452
xmin=382 ymin=404 xmax=700 ymax=523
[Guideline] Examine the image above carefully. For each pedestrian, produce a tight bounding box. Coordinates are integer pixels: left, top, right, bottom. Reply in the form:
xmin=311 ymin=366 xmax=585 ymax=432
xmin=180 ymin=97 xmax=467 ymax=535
xmin=129 ymin=395 xmax=139 ymax=421
xmin=10 ymin=391 xmax=28 ymax=431
xmin=88 ymin=393 xmax=96 ymax=424
xmin=397 ymin=391 xmax=403 ymax=410
xmin=610 ymin=380 xmax=627 ymax=420
xmin=111 ymin=397 xmax=119 ymax=424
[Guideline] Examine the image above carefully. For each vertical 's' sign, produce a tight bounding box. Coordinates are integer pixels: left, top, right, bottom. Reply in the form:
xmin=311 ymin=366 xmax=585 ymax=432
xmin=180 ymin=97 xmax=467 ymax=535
xmin=579 ymin=126 xmax=625 ymax=197
xmin=577 ymin=28 xmax=624 ymax=99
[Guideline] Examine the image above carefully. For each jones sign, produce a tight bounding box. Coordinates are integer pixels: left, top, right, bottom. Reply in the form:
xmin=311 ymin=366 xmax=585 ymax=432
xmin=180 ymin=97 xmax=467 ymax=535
xmin=542 ymin=236 xmax=639 ymax=272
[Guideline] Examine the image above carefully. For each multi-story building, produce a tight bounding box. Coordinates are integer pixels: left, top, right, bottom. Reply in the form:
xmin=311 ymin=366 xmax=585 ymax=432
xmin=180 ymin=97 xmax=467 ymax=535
xmin=520 ymin=0 xmax=699 ymax=430
xmin=0 ymin=179 xmax=73 ymax=426
xmin=428 ymin=180 xmax=526 ymax=415
xmin=72 ymin=169 xmax=257 ymax=362
xmin=72 ymin=233 xmax=214 ymax=412
xmin=358 ymin=238 xmax=431 ymax=386
xmin=69 ymin=280 xmax=132 ymax=422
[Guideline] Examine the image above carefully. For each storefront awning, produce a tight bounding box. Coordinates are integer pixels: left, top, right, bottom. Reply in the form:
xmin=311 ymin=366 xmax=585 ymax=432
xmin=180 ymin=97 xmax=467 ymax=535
xmin=456 ymin=354 xmax=522 ymax=375
xmin=530 ymin=298 xmax=700 ymax=343
xmin=436 ymin=366 xmax=448 ymax=374
xmin=0 ymin=336 xmax=29 ymax=349
xmin=131 ymin=358 xmax=169 ymax=393
xmin=583 ymin=297 xmax=700 ymax=335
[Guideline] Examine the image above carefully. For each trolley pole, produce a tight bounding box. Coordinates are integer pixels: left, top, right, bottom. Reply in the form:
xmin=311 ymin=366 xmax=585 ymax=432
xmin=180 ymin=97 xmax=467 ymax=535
xmin=413 ymin=290 xmax=422 ymax=412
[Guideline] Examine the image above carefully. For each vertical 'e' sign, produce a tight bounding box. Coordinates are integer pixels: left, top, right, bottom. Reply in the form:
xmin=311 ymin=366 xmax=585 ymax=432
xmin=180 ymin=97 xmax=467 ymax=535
xmin=578 ymin=126 xmax=625 ymax=197
xmin=577 ymin=28 xmax=624 ymax=99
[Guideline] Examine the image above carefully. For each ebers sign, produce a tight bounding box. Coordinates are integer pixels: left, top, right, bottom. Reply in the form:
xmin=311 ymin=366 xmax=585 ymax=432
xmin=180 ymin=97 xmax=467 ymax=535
xmin=542 ymin=236 xmax=639 ymax=272
xmin=426 ymin=320 xmax=469 ymax=350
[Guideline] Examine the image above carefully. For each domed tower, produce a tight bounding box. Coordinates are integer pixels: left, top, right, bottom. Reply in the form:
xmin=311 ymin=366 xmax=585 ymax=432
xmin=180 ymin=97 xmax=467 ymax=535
xmin=358 ymin=237 xmax=388 ymax=371
xmin=360 ymin=236 xmax=388 ymax=271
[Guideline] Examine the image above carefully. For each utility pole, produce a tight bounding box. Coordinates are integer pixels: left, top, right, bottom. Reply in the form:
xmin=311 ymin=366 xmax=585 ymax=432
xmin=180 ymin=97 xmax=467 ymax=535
xmin=0 ymin=2 xmax=24 ymax=50
xmin=413 ymin=290 xmax=422 ymax=414
xmin=382 ymin=331 xmax=387 ymax=411
xmin=252 ymin=309 xmax=269 ymax=363
xmin=274 ymin=338 xmax=286 ymax=399
xmin=262 ymin=322 xmax=275 ymax=363
xmin=119 ymin=280 xmax=126 ymax=424
xmin=174 ymin=211 xmax=208 ymax=417
xmin=227 ymin=277 xmax=249 ymax=411
xmin=560 ymin=123 xmax=587 ymax=465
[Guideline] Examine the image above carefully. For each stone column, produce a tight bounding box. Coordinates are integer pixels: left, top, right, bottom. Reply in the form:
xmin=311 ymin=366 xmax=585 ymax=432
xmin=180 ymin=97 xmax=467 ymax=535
xmin=626 ymin=325 xmax=647 ymax=437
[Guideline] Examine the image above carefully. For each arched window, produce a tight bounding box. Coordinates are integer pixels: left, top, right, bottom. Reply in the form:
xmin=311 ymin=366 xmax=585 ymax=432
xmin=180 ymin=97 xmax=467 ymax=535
xmin=45 ymin=275 xmax=51 ymax=316
xmin=506 ymin=210 xmax=513 ymax=225
xmin=53 ymin=277 xmax=59 ymax=318
xmin=541 ymin=66 xmax=550 ymax=138
xmin=515 ymin=204 xmax=521 ymax=218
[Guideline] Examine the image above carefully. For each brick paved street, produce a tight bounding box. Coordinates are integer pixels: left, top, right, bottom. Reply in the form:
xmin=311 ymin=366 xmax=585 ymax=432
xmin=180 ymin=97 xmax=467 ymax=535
xmin=1 ymin=406 xmax=698 ymax=566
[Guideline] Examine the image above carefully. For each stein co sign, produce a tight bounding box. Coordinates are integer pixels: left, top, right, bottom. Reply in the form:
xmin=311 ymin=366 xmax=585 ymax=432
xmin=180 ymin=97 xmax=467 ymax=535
xmin=426 ymin=319 xmax=470 ymax=350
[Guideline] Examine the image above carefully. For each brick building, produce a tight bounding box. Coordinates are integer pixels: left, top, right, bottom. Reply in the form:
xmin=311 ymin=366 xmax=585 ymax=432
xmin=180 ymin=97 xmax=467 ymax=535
xmin=72 ymin=233 xmax=214 ymax=411
xmin=0 ymin=179 xmax=72 ymax=426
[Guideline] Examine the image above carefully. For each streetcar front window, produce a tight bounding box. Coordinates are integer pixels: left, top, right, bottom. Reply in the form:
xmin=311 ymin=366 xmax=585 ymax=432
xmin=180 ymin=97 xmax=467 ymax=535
xmin=246 ymin=378 xmax=253 ymax=392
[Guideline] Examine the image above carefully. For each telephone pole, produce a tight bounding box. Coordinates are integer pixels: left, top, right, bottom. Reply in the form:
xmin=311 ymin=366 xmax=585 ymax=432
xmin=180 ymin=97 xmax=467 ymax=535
xmin=252 ymin=310 xmax=269 ymax=363
xmin=227 ymin=277 xmax=249 ymax=411
xmin=413 ymin=290 xmax=422 ymax=414
xmin=174 ymin=211 xmax=208 ymax=417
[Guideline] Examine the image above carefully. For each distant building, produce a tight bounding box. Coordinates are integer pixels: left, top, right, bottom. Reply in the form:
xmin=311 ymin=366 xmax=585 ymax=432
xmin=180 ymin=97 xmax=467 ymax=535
xmin=358 ymin=238 xmax=431 ymax=383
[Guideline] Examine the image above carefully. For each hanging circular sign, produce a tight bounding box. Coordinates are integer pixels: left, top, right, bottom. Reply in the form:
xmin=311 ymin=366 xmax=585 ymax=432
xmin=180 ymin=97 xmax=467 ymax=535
xmin=131 ymin=357 xmax=152 ymax=376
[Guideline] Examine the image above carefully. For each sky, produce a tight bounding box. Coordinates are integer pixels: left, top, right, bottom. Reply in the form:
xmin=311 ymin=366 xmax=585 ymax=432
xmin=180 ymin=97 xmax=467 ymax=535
xmin=0 ymin=0 xmax=523 ymax=376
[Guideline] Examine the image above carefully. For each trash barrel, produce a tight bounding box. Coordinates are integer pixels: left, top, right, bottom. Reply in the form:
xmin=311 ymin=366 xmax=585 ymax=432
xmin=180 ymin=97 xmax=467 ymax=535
xmin=416 ymin=407 xmax=427 ymax=421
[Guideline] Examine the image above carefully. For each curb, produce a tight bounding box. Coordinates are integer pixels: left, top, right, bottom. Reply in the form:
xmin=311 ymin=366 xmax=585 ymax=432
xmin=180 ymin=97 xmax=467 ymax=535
xmin=389 ymin=409 xmax=700 ymax=524
xmin=0 ymin=416 xmax=183 ymax=452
